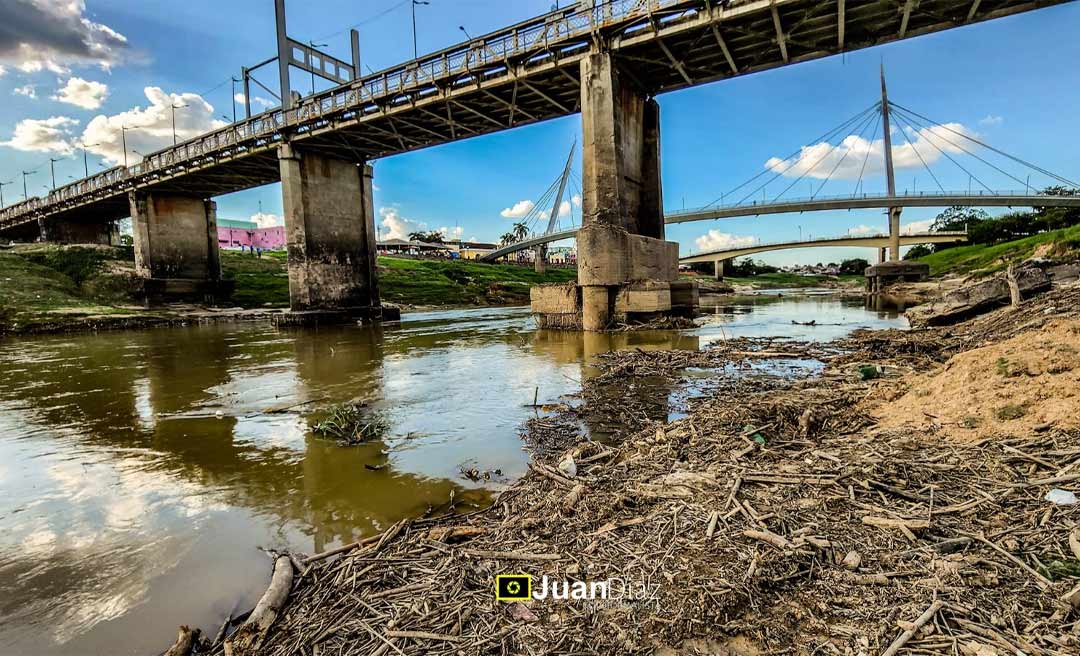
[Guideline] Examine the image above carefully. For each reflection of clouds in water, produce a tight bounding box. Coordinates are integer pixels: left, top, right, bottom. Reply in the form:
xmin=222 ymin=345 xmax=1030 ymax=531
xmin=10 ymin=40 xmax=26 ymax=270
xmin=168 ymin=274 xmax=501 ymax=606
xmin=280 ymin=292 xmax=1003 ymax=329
xmin=232 ymin=413 xmax=309 ymax=454
xmin=5 ymin=453 xmax=228 ymax=646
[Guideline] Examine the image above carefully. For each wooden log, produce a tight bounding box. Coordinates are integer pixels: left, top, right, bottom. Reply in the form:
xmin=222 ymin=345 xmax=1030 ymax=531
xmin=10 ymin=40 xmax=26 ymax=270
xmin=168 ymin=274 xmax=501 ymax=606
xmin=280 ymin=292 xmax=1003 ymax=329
xmin=163 ymin=626 xmax=199 ymax=656
xmin=880 ymin=600 xmax=944 ymax=656
xmin=224 ymin=555 xmax=294 ymax=656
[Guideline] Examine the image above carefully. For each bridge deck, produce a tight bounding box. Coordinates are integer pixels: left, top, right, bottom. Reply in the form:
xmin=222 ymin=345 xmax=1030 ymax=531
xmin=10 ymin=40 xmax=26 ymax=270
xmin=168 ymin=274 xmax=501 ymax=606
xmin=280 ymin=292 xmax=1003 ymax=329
xmin=0 ymin=0 xmax=1067 ymax=234
xmin=679 ymin=231 xmax=968 ymax=263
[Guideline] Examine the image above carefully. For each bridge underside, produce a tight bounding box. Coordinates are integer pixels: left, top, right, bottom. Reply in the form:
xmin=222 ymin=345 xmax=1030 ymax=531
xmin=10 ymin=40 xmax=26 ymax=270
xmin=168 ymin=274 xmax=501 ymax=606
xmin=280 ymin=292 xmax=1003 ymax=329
xmin=2 ymin=0 xmax=1063 ymax=234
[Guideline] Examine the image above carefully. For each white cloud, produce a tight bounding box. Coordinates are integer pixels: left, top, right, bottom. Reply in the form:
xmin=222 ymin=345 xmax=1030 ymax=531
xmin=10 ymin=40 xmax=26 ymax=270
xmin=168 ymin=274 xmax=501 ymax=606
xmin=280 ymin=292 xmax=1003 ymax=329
xmin=13 ymin=84 xmax=36 ymax=99
xmin=251 ymin=212 xmax=283 ymax=228
xmin=571 ymin=194 xmax=581 ymax=207
xmin=80 ymin=87 xmax=227 ymax=165
xmin=902 ymin=218 xmax=934 ymax=234
xmin=763 ymin=123 xmax=976 ymax=181
xmin=695 ymin=230 xmax=757 ymax=252
xmin=0 ymin=0 xmax=129 ymax=73
xmin=0 ymin=115 xmax=78 ymax=154
xmin=234 ymin=92 xmax=273 ymax=109
xmin=439 ymin=225 xmax=464 ymax=240
xmin=978 ymin=115 xmax=1003 ymax=127
xmin=53 ymin=76 xmax=108 ymax=109
xmin=847 ymin=224 xmax=878 ymax=237
xmin=379 ymin=206 xmax=426 ymax=240
xmin=500 ymin=199 xmax=535 ymax=219
xmin=0 ymin=65 xmax=5 ymax=76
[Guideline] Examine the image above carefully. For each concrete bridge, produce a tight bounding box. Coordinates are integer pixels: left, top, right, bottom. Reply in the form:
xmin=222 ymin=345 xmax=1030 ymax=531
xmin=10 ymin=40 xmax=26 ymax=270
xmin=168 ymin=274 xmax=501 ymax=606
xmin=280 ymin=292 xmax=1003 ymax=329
xmin=0 ymin=0 xmax=1069 ymax=321
xmin=681 ymin=230 xmax=967 ymax=276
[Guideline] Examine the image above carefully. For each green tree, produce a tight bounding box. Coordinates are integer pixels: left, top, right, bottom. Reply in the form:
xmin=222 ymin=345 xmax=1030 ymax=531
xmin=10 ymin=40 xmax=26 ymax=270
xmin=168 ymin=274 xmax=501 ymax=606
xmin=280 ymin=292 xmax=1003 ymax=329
xmin=839 ymin=258 xmax=870 ymax=274
xmin=511 ymin=222 xmax=529 ymax=242
xmin=903 ymin=244 xmax=932 ymax=260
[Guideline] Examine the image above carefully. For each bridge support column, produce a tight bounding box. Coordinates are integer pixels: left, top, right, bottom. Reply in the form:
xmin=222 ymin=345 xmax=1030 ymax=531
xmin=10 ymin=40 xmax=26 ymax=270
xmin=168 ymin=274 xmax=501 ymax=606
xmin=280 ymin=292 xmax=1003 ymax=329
xmin=129 ymin=191 xmax=226 ymax=301
xmin=278 ymin=144 xmax=390 ymax=321
xmin=534 ymin=244 xmax=546 ymax=273
xmin=535 ymin=49 xmax=695 ymax=331
xmin=878 ymin=247 xmax=887 ymax=264
xmin=714 ymin=260 xmax=723 ymax=281
xmin=888 ymin=207 xmax=902 ymax=261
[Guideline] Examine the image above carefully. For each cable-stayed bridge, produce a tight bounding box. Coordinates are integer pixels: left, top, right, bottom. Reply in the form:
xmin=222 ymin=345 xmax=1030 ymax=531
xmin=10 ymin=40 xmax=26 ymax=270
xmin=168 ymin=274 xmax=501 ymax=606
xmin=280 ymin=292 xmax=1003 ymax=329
xmin=488 ymin=75 xmax=1079 ymax=263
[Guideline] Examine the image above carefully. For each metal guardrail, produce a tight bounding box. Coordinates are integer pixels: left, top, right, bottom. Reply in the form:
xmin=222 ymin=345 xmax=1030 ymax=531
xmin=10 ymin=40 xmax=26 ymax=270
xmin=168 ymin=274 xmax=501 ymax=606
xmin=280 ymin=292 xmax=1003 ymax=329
xmin=1 ymin=0 xmax=701 ymax=227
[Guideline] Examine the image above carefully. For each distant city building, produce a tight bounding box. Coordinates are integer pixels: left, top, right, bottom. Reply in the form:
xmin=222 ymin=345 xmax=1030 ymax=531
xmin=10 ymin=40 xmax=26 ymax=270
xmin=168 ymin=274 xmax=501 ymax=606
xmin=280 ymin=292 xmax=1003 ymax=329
xmin=217 ymin=218 xmax=286 ymax=251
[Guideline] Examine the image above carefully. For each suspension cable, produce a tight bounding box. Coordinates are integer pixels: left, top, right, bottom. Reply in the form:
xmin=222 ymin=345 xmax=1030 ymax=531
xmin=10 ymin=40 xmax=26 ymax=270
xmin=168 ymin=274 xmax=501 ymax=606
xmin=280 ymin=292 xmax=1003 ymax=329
xmin=851 ymin=110 xmax=881 ymax=197
xmin=731 ymin=102 xmax=882 ymax=207
xmin=891 ymin=102 xmax=1080 ymax=189
xmin=891 ymin=111 xmax=947 ymax=194
xmin=773 ymin=108 xmax=880 ymax=203
xmin=811 ymin=106 xmax=880 ymax=199
xmin=702 ymin=101 xmax=882 ymax=208
xmin=892 ymin=105 xmax=1033 ymax=192
xmin=891 ymin=107 xmax=994 ymax=194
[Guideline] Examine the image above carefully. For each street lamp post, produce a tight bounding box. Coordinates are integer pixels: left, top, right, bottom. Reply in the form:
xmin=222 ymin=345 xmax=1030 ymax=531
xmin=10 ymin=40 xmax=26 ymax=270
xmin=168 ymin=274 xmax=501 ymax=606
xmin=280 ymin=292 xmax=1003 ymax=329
xmin=49 ymin=157 xmax=63 ymax=190
xmin=0 ymin=180 xmax=11 ymax=208
xmin=459 ymin=25 xmax=473 ymax=40
xmin=411 ymin=0 xmax=430 ymax=60
xmin=121 ymin=125 xmax=132 ymax=168
xmin=21 ymin=170 xmax=35 ymax=200
xmin=170 ymin=104 xmax=189 ymax=145
xmin=230 ymin=77 xmax=240 ymax=122
xmin=80 ymin=142 xmax=99 ymax=177
xmin=308 ymin=42 xmax=328 ymax=94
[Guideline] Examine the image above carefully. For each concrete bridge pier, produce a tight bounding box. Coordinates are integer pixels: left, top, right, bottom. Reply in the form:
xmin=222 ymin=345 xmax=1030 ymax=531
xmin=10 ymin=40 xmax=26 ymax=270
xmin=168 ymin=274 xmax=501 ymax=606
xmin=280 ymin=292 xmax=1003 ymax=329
xmin=276 ymin=144 xmax=393 ymax=323
xmin=531 ymin=49 xmax=696 ymax=331
xmin=129 ymin=191 xmax=227 ymax=302
xmin=46 ymin=218 xmax=120 ymax=245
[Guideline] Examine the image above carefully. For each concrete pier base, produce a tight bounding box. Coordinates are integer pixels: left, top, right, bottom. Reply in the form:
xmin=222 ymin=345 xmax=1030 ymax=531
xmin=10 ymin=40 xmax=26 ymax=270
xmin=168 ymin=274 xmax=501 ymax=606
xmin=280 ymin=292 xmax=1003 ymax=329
xmin=278 ymin=144 xmax=382 ymax=320
xmin=129 ymin=191 xmax=228 ymax=303
xmin=865 ymin=261 xmax=930 ymax=294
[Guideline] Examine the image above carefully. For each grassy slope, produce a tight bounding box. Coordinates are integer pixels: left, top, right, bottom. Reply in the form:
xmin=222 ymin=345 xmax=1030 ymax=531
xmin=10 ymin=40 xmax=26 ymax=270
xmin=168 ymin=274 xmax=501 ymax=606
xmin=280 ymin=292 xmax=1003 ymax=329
xmin=915 ymin=224 xmax=1080 ymax=277
xmin=0 ymin=246 xmax=134 ymax=331
xmin=218 ymin=252 xmax=579 ymax=307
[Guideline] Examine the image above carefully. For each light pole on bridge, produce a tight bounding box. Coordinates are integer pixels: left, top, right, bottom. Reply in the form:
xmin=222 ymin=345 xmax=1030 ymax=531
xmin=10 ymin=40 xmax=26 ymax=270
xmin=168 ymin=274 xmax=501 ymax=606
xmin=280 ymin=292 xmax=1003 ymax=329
xmin=170 ymin=103 xmax=189 ymax=145
xmin=49 ymin=157 xmax=63 ymax=190
xmin=79 ymin=142 xmax=99 ymax=177
xmin=411 ymin=0 xmax=430 ymax=60
xmin=0 ymin=180 xmax=11 ymax=208
xmin=21 ymin=169 xmax=36 ymax=201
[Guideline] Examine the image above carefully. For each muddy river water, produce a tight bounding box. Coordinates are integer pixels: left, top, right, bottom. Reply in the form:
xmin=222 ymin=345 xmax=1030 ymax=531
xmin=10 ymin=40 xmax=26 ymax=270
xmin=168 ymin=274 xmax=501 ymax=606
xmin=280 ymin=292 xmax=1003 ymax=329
xmin=0 ymin=293 xmax=903 ymax=656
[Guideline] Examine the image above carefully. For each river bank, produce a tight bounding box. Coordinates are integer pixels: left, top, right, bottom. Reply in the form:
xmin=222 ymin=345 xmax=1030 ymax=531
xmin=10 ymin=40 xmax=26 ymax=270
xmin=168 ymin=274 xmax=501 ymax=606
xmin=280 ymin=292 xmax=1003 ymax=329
xmin=156 ymin=281 xmax=1080 ymax=654
xmin=0 ymin=245 xmax=577 ymax=335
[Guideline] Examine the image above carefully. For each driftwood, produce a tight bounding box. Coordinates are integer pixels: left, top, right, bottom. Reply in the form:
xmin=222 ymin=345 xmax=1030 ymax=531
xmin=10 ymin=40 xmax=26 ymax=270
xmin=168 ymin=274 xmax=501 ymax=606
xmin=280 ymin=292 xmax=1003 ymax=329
xmin=163 ymin=626 xmax=199 ymax=656
xmin=224 ymin=556 xmax=294 ymax=656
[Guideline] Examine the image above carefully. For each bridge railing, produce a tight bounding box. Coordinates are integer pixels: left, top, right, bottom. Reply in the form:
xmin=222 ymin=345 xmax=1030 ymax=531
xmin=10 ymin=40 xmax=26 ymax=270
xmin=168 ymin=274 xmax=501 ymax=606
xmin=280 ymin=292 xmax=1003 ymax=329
xmin=666 ymin=189 xmax=1073 ymax=219
xmin=1 ymin=0 xmax=699 ymax=227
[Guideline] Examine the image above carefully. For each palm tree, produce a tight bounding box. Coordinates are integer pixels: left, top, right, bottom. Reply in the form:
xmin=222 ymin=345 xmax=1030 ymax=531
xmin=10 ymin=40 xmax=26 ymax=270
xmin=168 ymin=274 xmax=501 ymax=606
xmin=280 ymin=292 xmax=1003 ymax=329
xmin=499 ymin=232 xmax=515 ymax=247
xmin=512 ymin=221 xmax=529 ymax=242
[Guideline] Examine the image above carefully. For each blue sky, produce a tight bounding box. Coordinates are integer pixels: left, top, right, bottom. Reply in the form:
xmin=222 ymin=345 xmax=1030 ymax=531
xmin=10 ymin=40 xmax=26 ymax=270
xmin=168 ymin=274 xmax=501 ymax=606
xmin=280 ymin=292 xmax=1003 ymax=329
xmin=2 ymin=0 xmax=1078 ymax=265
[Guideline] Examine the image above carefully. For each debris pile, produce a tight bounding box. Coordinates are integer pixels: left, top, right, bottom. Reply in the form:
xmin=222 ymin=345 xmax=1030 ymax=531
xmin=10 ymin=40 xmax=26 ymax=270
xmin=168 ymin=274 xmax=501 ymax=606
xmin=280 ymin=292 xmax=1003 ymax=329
xmin=168 ymin=283 xmax=1080 ymax=655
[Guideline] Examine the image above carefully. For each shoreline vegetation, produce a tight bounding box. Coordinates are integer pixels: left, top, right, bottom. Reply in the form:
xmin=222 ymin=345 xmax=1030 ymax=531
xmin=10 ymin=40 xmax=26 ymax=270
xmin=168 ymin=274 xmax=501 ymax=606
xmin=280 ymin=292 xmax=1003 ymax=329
xmin=2 ymin=223 xmax=1078 ymax=335
xmin=161 ymin=275 xmax=1080 ymax=656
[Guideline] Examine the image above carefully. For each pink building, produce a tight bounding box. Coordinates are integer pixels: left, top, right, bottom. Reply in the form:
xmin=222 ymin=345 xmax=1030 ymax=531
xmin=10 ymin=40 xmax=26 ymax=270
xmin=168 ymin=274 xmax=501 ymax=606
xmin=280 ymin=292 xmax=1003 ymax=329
xmin=217 ymin=218 xmax=286 ymax=251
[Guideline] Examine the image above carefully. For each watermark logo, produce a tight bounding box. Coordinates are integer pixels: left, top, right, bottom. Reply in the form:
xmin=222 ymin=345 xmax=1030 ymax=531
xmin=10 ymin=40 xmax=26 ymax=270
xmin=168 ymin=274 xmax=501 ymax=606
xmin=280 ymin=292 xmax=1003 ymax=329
xmin=495 ymin=574 xmax=532 ymax=601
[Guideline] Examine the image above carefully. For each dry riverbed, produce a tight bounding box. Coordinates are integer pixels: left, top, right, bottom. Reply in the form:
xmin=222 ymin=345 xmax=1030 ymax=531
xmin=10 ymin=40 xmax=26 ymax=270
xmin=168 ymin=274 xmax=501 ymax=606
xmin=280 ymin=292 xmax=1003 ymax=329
xmin=165 ymin=284 xmax=1080 ymax=656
